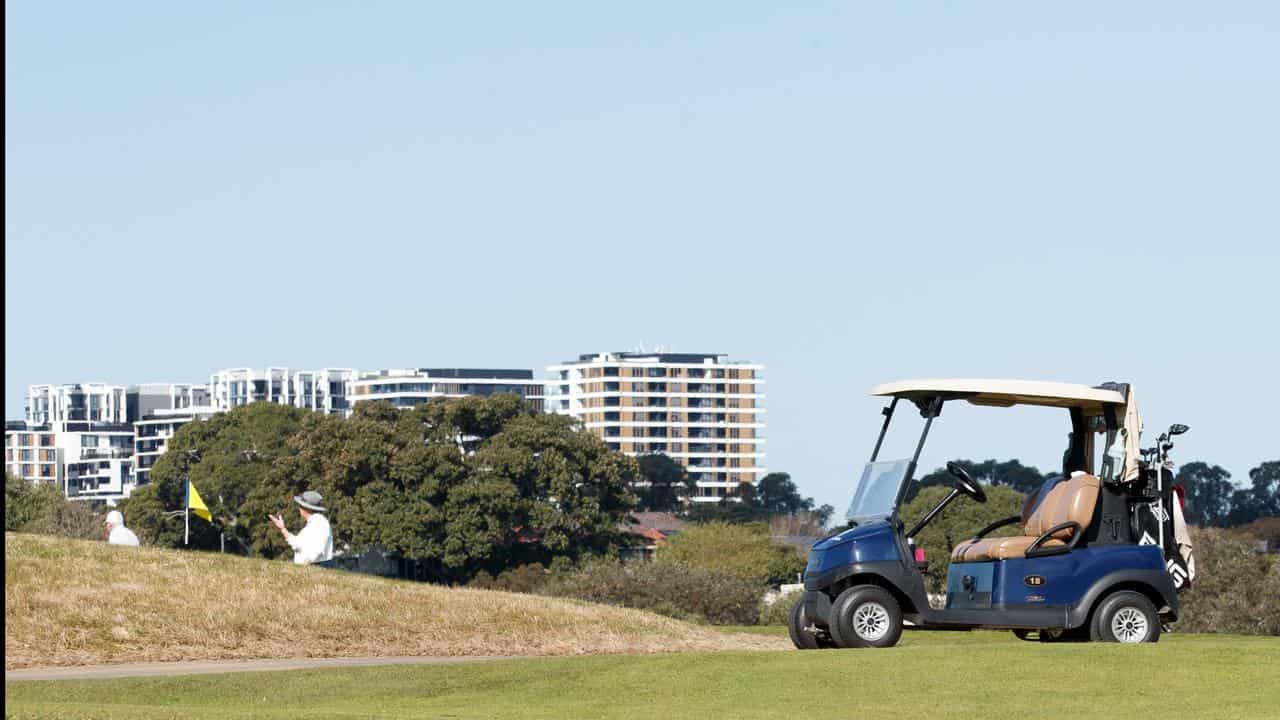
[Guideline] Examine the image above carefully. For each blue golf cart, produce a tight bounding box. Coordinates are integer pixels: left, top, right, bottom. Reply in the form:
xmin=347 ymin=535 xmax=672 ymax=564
xmin=791 ymin=379 xmax=1193 ymax=649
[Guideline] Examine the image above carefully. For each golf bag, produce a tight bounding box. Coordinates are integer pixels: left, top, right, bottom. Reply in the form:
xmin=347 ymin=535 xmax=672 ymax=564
xmin=1132 ymin=467 xmax=1195 ymax=592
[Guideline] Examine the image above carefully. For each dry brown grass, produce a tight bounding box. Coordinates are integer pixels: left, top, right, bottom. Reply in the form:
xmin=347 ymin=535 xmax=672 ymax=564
xmin=4 ymin=533 xmax=785 ymax=669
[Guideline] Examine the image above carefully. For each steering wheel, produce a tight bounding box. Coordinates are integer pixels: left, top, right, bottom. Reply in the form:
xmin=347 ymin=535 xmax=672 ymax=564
xmin=947 ymin=461 xmax=987 ymax=503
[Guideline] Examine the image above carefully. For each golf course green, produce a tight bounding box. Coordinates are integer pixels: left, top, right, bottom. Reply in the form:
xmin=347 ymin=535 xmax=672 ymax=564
xmin=6 ymin=631 xmax=1278 ymax=719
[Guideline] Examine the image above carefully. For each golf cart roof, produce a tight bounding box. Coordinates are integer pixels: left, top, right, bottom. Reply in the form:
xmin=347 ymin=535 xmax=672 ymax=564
xmin=870 ymin=379 xmax=1127 ymax=411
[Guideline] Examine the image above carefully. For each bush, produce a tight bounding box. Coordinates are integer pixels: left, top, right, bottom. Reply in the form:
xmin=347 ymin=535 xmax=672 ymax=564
xmin=1177 ymin=527 xmax=1280 ymax=636
xmin=658 ymin=522 xmax=806 ymax=587
xmin=469 ymin=563 xmax=552 ymax=594
xmin=5 ymin=474 xmax=101 ymax=541
xmin=757 ymin=589 xmax=805 ymax=626
xmin=542 ymin=559 xmax=762 ymax=625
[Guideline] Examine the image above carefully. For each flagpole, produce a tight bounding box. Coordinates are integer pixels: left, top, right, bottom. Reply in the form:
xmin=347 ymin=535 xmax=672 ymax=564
xmin=184 ymin=478 xmax=190 ymax=546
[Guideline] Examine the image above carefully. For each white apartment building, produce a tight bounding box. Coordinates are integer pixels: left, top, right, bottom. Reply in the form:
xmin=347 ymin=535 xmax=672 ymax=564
xmin=209 ymin=368 xmax=354 ymax=416
xmin=132 ymin=383 xmax=218 ymax=487
xmin=7 ymin=382 xmax=218 ymax=501
xmin=26 ymin=383 xmax=130 ymax=428
xmin=350 ymin=368 xmax=546 ymax=412
xmin=547 ymin=352 xmax=765 ymax=503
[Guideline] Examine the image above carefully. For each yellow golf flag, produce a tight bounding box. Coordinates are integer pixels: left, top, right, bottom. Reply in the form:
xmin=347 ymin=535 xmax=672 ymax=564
xmin=187 ymin=480 xmax=212 ymax=522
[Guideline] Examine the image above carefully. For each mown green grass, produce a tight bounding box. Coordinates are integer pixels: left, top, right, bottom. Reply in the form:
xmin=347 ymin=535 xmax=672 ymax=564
xmin=7 ymin=633 xmax=1278 ymax=720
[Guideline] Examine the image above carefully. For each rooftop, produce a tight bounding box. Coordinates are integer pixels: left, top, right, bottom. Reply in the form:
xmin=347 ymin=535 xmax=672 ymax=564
xmin=356 ymin=368 xmax=535 ymax=381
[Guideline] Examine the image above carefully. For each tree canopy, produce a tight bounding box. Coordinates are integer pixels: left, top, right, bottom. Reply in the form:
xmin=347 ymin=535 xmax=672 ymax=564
xmin=122 ymin=395 xmax=641 ymax=580
xmin=1177 ymin=462 xmax=1235 ymax=527
xmin=905 ymin=459 xmax=1052 ymax=503
xmin=634 ymin=453 xmax=696 ymax=512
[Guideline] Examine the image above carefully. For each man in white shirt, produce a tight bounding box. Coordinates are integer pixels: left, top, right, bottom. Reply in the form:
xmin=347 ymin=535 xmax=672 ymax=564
xmin=268 ymin=490 xmax=334 ymax=565
xmin=104 ymin=510 xmax=140 ymax=547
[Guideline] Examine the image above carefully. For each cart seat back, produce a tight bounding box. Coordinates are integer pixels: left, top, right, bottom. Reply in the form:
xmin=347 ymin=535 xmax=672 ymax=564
xmin=951 ymin=473 xmax=1099 ymax=561
xmin=1025 ymin=472 xmax=1099 ymax=540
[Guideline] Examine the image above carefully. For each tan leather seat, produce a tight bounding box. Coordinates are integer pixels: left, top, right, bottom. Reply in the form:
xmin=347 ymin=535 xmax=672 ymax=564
xmin=950 ymin=474 xmax=1099 ymax=562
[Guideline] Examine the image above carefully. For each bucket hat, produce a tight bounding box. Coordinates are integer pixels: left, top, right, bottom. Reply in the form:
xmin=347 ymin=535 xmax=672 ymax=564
xmin=293 ymin=490 xmax=326 ymax=512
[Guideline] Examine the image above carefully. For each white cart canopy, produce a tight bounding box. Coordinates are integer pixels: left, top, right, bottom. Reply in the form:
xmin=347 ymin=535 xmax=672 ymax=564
xmin=870 ymin=379 xmax=1127 ymax=412
xmin=870 ymin=378 xmax=1142 ymax=482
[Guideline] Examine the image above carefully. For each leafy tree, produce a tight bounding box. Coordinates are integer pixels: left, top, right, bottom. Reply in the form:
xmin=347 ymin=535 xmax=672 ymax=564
xmin=899 ymin=483 xmax=1025 ymax=594
xmin=5 ymin=473 xmax=101 ymax=540
xmin=1176 ymin=462 xmax=1235 ymax=526
xmin=634 ymin=453 xmax=695 ymax=512
xmin=905 ymin=459 xmax=1052 ymax=503
xmin=812 ymin=504 xmax=835 ymax=526
xmin=1226 ymin=461 xmax=1280 ymax=526
xmin=250 ymin=395 xmax=640 ymax=578
xmin=683 ymin=497 xmax=768 ymax=524
xmin=681 ymin=473 xmax=831 ymax=528
xmin=121 ymin=402 xmax=308 ymax=552
xmin=757 ymin=472 xmax=812 ymax=515
xmin=6 ymin=473 xmax=49 ymax=531
xmin=658 ymin=521 xmax=806 ymax=586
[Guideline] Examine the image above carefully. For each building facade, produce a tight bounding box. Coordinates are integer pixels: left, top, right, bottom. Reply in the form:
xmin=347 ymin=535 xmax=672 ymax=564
xmin=546 ymin=352 xmax=765 ymax=503
xmin=350 ymin=368 xmax=546 ymax=412
xmin=209 ymin=368 xmax=354 ymax=416
xmin=4 ymin=422 xmax=60 ymax=485
xmin=131 ymin=384 xmax=218 ymax=487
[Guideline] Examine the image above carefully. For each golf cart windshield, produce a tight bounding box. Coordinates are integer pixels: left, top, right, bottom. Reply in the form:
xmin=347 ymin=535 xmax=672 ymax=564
xmin=845 ymin=459 xmax=911 ymax=523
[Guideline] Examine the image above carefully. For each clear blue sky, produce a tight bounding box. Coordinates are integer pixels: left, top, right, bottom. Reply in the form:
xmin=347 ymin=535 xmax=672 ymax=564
xmin=6 ymin=2 xmax=1278 ymax=513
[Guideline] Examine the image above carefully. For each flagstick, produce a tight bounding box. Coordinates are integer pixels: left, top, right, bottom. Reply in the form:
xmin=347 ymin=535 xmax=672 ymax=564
xmin=184 ymin=479 xmax=190 ymax=547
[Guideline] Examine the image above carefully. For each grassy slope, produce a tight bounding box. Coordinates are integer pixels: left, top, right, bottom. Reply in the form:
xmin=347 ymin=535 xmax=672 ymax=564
xmin=7 ymin=633 xmax=1279 ymax=719
xmin=4 ymin=533 xmax=782 ymax=669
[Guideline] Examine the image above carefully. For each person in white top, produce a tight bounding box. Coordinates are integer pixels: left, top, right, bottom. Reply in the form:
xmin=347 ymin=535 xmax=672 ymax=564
xmin=268 ymin=490 xmax=334 ymax=565
xmin=104 ymin=510 xmax=140 ymax=547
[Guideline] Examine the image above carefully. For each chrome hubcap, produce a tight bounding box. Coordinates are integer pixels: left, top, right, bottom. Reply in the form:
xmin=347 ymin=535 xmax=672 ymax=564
xmin=1111 ymin=607 xmax=1149 ymax=643
xmin=853 ymin=601 xmax=890 ymax=641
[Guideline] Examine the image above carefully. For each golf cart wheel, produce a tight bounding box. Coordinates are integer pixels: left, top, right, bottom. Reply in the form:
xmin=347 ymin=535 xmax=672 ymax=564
xmin=1012 ymin=629 xmax=1037 ymax=641
xmin=1090 ymin=591 xmax=1161 ymax=644
xmin=788 ymin=599 xmax=836 ymax=650
xmin=788 ymin=599 xmax=819 ymax=650
xmin=829 ymin=585 xmax=903 ymax=649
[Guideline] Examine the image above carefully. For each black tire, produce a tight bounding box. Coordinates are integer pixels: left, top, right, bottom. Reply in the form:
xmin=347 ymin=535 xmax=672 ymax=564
xmin=1090 ymin=590 xmax=1161 ymax=644
xmin=788 ymin=600 xmax=820 ymax=650
xmin=829 ymin=585 xmax=903 ymax=649
xmin=788 ymin=599 xmax=837 ymax=650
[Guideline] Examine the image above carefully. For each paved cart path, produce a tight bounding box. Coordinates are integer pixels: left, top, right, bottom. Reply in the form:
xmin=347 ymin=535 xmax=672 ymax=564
xmin=5 ymin=655 xmax=519 ymax=682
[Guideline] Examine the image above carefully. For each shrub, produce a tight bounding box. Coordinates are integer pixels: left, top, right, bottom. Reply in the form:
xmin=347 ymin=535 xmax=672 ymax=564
xmin=658 ymin=522 xmax=806 ymax=586
xmin=469 ymin=563 xmax=552 ymax=594
xmin=542 ymin=559 xmax=762 ymax=625
xmin=757 ymin=589 xmax=805 ymax=626
xmin=1177 ymin=527 xmax=1280 ymax=636
xmin=5 ymin=474 xmax=101 ymax=541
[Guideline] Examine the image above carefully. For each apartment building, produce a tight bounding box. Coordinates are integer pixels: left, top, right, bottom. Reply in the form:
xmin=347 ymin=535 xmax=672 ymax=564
xmin=209 ymin=368 xmax=354 ymax=416
xmin=546 ymin=352 xmax=765 ymax=503
xmin=6 ymin=382 xmax=215 ymax=500
xmin=4 ymin=422 xmax=60 ymax=485
xmin=132 ymin=383 xmax=217 ymax=486
xmin=350 ymin=368 xmax=546 ymax=412
xmin=26 ymin=383 xmax=131 ymax=427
